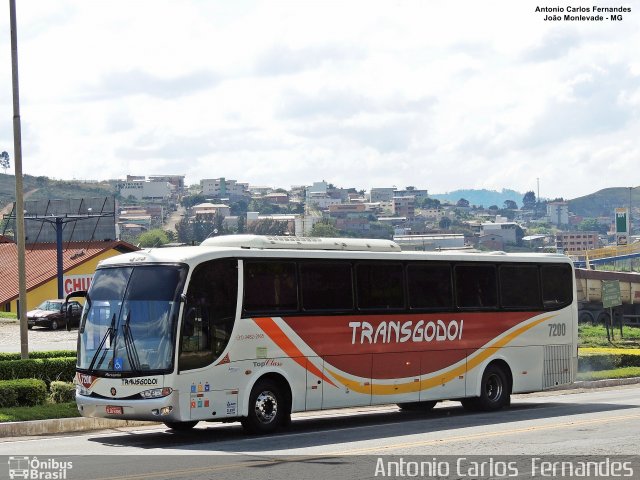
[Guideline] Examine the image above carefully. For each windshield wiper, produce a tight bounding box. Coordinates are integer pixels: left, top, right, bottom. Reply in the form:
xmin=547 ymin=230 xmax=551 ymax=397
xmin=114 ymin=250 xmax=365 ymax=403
xmin=88 ymin=313 xmax=117 ymax=372
xmin=123 ymin=311 xmax=142 ymax=373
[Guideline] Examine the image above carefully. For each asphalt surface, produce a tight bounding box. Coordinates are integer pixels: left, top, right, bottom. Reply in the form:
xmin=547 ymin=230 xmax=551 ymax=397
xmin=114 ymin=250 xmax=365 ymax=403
xmin=0 ymin=319 xmax=78 ymax=353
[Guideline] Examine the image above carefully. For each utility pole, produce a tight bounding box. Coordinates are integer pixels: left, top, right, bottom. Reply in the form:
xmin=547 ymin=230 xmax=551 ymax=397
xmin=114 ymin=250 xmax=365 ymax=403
xmin=630 ymin=187 xmax=633 ymax=236
xmin=10 ymin=0 xmax=29 ymax=358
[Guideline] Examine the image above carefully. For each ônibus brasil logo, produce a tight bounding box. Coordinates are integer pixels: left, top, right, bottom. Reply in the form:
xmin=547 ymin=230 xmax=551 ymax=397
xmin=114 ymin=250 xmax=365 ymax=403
xmin=8 ymin=456 xmax=73 ymax=479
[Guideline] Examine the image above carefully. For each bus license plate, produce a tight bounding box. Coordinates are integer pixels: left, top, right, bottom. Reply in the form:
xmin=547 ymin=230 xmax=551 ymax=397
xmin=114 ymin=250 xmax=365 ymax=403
xmin=106 ymin=406 xmax=123 ymax=415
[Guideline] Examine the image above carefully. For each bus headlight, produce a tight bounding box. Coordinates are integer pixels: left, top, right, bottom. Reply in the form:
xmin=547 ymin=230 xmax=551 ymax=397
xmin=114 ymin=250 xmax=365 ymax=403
xmin=76 ymin=384 xmax=91 ymax=396
xmin=139 ymin=387 xmax=173 ymax=399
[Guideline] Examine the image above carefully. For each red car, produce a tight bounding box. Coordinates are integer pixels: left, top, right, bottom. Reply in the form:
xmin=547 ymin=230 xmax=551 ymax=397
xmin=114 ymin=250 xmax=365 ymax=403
xmin=26 ymin=299 xmax=83 ymax=330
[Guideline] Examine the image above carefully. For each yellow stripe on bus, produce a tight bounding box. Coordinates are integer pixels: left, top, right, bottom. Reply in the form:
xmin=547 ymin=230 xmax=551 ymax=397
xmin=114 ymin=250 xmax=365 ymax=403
xmin=327 ymin=315 xmax=555 ymax=395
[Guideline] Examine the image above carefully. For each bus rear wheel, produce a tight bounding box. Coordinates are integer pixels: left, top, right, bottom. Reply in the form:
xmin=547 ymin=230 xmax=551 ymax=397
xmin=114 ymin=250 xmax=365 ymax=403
xmin=397 ymin=401 xmax=437 ymax=412
xmin=241 ymin=379 xmax=289 ymax=434
xmin=476 ymin=364 xmax=510 ymax=411
xmin=164 ymin=420 xmax=198 ymax=431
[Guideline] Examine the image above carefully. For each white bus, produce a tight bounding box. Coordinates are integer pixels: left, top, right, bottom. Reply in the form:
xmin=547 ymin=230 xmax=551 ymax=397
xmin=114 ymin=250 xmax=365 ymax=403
xmin=74 ymin=235 xmax=577 ymax=434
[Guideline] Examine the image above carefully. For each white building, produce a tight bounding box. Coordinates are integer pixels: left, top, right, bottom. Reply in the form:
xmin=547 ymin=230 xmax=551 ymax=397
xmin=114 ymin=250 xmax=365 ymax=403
xmin=370 ymin=188 xmax=395 ymax=203
xmin=480 ymin=221 xmax=520 ymax=245
xmin=192 ymin=203 xmax=230 ymax=218
xmin=118 ymin=179 xmax=172 ymax=200
xmin=547 ymin=202 xmax=569 ymax=226
xmin=201 ymin=178 xmax=249 ymax=200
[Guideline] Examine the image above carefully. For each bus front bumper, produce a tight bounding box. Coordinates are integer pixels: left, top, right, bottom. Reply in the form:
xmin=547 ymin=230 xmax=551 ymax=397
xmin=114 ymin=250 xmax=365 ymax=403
xmin=75 ymin=391 xmax=184 ymax=422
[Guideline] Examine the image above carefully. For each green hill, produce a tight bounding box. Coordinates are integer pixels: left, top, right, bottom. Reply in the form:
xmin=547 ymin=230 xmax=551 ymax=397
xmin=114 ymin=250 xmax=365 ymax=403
xmin=568 ymin=187 xmax=639 ymax=217
xmin=0 ymin=174 xmax=116 ymax=214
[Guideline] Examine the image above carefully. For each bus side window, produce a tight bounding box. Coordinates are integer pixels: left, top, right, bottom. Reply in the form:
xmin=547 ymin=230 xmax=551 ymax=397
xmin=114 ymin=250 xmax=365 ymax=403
xmin=455 ymin=265 xmax=497 ymax=309
xmin=179 ymin=258 xmax=238 ymax=371
xmin=541 ymin=264 xmax=573 ymax=309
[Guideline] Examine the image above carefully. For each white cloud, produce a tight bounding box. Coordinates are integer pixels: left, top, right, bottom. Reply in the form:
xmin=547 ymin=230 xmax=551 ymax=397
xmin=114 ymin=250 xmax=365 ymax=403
xmin=1 ymin=0 xmax=639 ymax=199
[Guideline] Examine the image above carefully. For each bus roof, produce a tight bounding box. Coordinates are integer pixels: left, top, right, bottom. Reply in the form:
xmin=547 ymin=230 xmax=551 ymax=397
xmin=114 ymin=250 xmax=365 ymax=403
xmin=95 ymin=235 xmax=573 ymax=268
xmin=201 ymin=234 xmax=401 ymax=252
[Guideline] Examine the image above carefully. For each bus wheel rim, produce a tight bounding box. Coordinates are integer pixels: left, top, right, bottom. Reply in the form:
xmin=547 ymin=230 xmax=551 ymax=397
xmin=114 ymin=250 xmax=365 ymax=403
xmin=255 ymin=391 xmax=278 ymax=424
xmin=486 ymin=374 xmax=503 ymax=402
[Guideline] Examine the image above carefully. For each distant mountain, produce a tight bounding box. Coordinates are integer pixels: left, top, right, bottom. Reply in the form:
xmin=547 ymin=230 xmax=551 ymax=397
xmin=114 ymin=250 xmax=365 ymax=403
xmin=568 ymin=187 xmax=638 ymax=217
xmin=430 ymin=189 xmax=525 ymax=208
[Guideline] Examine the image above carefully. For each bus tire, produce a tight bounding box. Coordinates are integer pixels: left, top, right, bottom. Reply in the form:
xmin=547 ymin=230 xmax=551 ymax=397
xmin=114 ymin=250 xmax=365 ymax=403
xmin=475 ymin=364 xmax=510 ymax=411
xmin=460 ymin=398 xmax=480 ymax=411
xmin=164 ymin=420 xmax=198 ymax=431
xmin=241 ymin=379 xmax=288 ymax=434
xmin=397 ymin=401 xmax=437 ymax=412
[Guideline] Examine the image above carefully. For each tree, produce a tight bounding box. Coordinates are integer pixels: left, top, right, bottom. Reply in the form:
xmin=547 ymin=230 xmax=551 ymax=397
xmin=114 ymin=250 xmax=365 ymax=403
xmin=137 ymin=229 xmax=170 ymax=248
xmin=503 ymin=200 xmax=518 ymax=210
xmin=439 ymin=217 xmax=452 ymax=230
xmin=1 ymin=151 xmax=10 ymax=174
xmin=578 ymin=218 xmax=608 ymax=234
xmin=456 ymin=198 xmax=470 ymax=208
xmin=248 ymin=218 xmax=288 ymax=235
xmin=237 ymin=215 xmax=246 ymax=234
xmin=522 ymin=191 xmax=536 ymax=210
xmin=311 ymin=220 xmax=339 ymax=237
xmin=419 ymin=197 xmax=441 ymax=209
xmin=181 ymin=194 xmax=207 ymax=209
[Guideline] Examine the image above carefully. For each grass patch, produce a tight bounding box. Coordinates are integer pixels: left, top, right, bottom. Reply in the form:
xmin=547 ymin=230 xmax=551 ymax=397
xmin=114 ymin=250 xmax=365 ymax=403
xmin=0 ymin=312 xmax=17 ymax=320
xmin=577 ymin=367 xmax=640 ymax=381
xmin=0 ymin=401 xmax=79 ymax=423
xmin=579 ymin=324 xmax=640 ymax=348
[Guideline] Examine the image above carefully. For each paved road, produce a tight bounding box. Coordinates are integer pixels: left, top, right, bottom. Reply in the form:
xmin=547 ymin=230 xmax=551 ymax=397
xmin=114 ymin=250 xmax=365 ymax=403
xmin=0 ymin=320 xmax=77 ymax=353
xmin=1 ymin=385 xmax=639 ymax=479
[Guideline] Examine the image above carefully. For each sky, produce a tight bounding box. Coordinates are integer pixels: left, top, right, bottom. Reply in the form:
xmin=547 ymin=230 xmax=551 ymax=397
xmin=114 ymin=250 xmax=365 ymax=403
xmin=1 ymin=0 xmax=639 ymax=200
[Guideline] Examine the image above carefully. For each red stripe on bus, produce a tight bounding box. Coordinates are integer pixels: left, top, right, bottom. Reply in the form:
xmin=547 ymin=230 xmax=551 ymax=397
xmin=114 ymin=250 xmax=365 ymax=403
xmin=253 ymin=317 xmax=337 ymax=387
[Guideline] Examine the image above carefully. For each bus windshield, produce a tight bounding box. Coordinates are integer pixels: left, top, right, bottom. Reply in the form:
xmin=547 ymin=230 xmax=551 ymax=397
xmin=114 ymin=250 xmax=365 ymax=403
xmin=77 ymin=265 xmax=188 ymax=374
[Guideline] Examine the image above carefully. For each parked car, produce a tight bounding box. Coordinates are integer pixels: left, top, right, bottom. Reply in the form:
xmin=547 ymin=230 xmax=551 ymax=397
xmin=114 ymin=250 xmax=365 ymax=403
xmin=26 ymin=299 xmax=83 ymax=330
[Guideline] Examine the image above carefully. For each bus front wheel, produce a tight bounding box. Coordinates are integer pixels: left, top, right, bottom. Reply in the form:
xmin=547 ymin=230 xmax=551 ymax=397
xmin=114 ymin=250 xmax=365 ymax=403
xmin=397 ymin=401 xmax=437 ymax=412
xmin=164 ymin=420 xmax=198 ymax=431
xmin=242 ymin=379 xmax=288 ymax=434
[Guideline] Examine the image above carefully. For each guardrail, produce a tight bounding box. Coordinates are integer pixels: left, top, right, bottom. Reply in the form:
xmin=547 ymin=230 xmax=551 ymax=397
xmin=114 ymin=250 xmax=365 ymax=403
xmin=570 ymin=243 xmax=640 ymax=261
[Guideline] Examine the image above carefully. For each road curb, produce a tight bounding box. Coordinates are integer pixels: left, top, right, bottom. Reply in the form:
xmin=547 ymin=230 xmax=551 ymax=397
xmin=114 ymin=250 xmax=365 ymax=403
xmin=553 ymin=376 xmax=640 ymax=390
xmin=0 ymin=417 xmax=158 ymax=437
xmin=2 ymin=377 xmax=640 ymax=438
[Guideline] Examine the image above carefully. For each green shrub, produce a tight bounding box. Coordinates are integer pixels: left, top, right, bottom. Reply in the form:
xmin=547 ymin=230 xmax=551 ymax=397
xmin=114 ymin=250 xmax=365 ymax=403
xmin=50 ymin=381 xmax=76 ymax=404
xmin=0 ymin=350 xmax=77 ymax=362
xmin=0 ymin=357 xmax=76 ymax=385
xmin=0 ymin=379 xmax=47 ymax=407
xmin=578 ymin=354 xmax=640 ymax=372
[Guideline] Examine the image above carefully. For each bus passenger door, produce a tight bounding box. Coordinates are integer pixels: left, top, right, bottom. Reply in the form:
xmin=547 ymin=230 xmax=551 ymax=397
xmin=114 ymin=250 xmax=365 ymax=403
xmin=321 ymin=354 xmax=372 ymax=409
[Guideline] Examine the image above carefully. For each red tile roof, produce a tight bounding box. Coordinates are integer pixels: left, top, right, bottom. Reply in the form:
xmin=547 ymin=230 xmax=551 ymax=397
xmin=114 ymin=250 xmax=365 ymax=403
xmin=0 ymin=240 xmax=139 ymax=304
